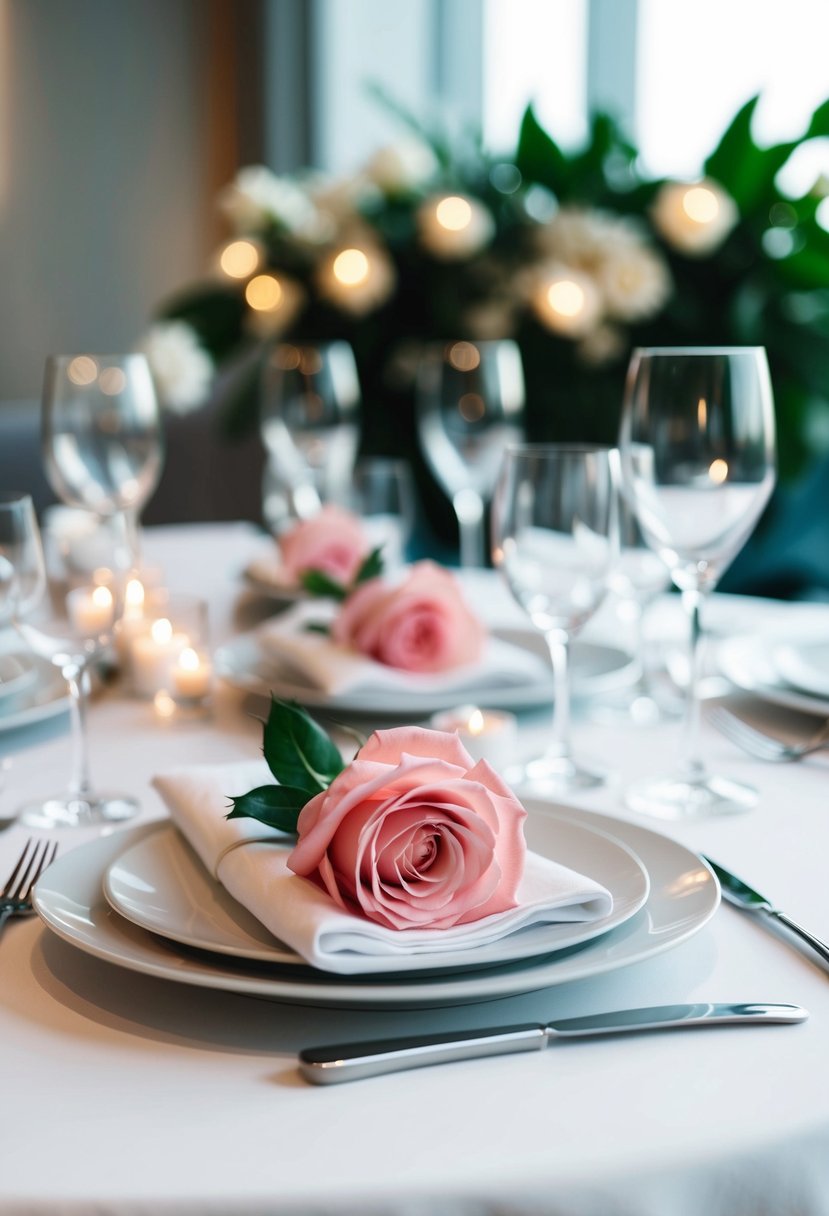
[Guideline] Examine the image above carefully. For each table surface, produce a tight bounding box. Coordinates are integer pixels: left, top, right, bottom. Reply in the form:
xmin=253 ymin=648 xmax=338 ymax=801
xmin=2 ymin=522 xmax=828 ymax=1216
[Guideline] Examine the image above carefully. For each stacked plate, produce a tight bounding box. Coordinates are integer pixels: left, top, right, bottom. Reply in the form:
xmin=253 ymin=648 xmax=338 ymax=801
xmin=33 ymin=802 xmax=719 ymax=1009
xmin=718 ymin=627 xmax=829 ymax=717
xmin=0 ymin=632 xmax=68 ymax=734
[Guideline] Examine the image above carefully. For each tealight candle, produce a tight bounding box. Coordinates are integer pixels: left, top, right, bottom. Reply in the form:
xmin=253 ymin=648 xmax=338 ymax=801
xmin=66 ymin=584 xmax=115 ymax=637
xmin=171 ymin=647 xmax=212 ymax=702
xmin=430 ymin=705 xmax=518 ymax=769
xmin=130 ymin=617 xmax=190 ymax=698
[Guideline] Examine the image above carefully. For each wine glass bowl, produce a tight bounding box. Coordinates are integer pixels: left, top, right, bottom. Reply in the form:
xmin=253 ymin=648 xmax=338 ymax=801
xmin=41 ymin=353 xmax=164 ymax=567
xmin=260 ymin=340 xmax=360 ymax=528
xmin=417 ymin=340 xmax=525 ymax=567
xmin=492 ymin=444 xmax=619 ymax=791
xmin=619 ymin=346 xmax=776 ymax=818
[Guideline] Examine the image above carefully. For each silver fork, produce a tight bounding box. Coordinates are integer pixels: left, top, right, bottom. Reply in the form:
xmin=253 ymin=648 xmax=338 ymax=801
xmin=0 ymin=838 xmax=58 ymax=937
xmin=708 ymin=706 xmax=829 ymax=763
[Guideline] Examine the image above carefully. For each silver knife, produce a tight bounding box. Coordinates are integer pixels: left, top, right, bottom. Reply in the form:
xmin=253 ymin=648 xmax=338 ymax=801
xmin=298 ymin=1002 xmax=807 ymax=1085
xmin=703 ymin=856 xmax=829 ymax=970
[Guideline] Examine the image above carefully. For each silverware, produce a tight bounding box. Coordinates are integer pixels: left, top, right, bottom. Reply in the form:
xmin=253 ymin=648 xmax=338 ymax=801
xmin=0 ymin=838 xmax=58 ymax=937
xmin=298 ymin=1002 xmax=807 ymax=1085
xmin=707 ymin=706 xmax=829 ymax=762
xmin=703 ymin=855 xmax=829 ymax=969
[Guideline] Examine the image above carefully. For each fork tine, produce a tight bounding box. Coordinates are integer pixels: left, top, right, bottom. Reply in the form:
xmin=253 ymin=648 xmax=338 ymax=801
xmin=18 ymin=840 xmax=57 ymax=902
xmin=1 ymin=839 xmax=37 ymax=898
xmin=707 ymin=708 xmax=785 ymax=758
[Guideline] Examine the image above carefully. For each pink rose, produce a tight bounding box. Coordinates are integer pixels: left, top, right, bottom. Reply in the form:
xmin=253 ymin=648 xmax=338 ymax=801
xmin=279 ymin=505 xmax=368 ymax=584
xmin=287 ymin=726 xmax=527 ymax=929
xmin=331 ymin=560 xmax=485 ymax=672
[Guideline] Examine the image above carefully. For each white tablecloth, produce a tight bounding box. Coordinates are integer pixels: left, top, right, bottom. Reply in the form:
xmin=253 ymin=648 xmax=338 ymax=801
xmin=1 ymin=522 xmax=828 ymax=1216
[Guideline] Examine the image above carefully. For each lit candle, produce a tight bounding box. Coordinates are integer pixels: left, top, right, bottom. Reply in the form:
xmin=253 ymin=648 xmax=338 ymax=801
xmin=129 ymin=617 xmax=190 ymax=698
xmin=171 ymin=647 xmax=212 ymax=701
xmin=65 ymin=584 xmax=115 ymax=637
xmin=430 ymin=705 xmax=518 ymax=769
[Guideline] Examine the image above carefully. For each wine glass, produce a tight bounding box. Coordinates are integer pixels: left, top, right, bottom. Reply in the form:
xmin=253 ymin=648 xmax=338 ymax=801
xmin=492 ymin=444 xmax=619 ymax=791
xmin=41 ymin=353 xmax=164 ymax=569
xmin=0 ymin=498 xmax=138 ymax=828
xmin=619 ymin=346 xmax=776 ymax=818
xmin=349 ymin=457 xmax=416 ymax=572
xmin=417 ymin=340 xmax=525 ymax=567
xmin=260 ymin=340 xmax=360 ymax=531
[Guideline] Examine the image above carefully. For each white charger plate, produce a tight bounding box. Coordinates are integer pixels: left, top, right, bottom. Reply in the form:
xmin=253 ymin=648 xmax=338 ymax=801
xmin=101 ymin=813 xmax=650 ymax=970
xmin=0 ymin=633 xmax=68 ymax=733
xmin=717 ymin=631 xmax=829 ymax=717
xmin=771 ymin=638 xmax=829 ymax=699
xmin=214 ymin=628 xmax=638 ymax=716
xmin=33 ymin=803 xmax=719 ymax=1009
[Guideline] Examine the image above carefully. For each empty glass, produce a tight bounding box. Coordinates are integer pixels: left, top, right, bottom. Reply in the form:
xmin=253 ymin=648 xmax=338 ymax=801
xmin=619 ymin=346 xmax=776 ymax=818
xmin=349 ymin=458 xmax=416 ymax=572
xmin=41 ymin=353 xmax=164 ymax=568
xmin=260 ymin=340 xmax=360 ymax=531
xmin=492 ymin=444 xmax=619 ymax=792
xmin=0 ymin=499 xmax=138 ymax=828
xmin=417 ymin=340 xmax=525 ymax=567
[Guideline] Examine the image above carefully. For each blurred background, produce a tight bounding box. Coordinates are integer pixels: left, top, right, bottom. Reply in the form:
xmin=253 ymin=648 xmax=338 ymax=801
xmin=3 ymin=0 xmax=829 ymax=593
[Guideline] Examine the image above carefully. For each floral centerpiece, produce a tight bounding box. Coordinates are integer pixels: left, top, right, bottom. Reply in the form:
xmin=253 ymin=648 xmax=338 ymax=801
xmin=144 ymin=92 xmax=829 ymax=551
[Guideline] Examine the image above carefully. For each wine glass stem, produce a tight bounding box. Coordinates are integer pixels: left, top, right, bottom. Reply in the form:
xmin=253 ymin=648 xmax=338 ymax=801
xmin=64 ymin=664 xmax=93 ymax=802
xmin=453 ymin=489 xmax=485 ymax=568
xmin=679 ymin=587 xmax=706 ymax=780
xmin=545 ymin=629 xmax=573 ymax=761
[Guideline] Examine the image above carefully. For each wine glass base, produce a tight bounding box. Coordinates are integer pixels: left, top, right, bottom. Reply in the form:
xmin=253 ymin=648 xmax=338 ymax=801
xmin=19 ymin=792 xmax=140 ymax=830
xmin=506 ymin=753 xmax=606 ymax=796
xmin=623 ymin=772 xmax=757 ymax=820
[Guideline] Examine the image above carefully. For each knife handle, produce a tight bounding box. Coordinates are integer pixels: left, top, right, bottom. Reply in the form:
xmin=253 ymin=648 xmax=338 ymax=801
xmin=770 ymin=911 xmax=829 ymax=967
xmin=298 ymin=1003 xmax=807 ymax=1085
xmin=299 ymin=1024 xmax=547 ymax=1085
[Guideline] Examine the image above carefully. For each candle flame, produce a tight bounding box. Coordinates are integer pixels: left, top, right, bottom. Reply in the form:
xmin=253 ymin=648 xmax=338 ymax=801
xmin=151 ymin=617 xmax=173 ymax=644
xmin=125 ymin=578 xmax=145 ymax=609
xmin=92 ymin=585 xmax=113 ymax=609
xmin=467 ymin=709 xmax=485 ymax=735
xmin=178 ymin=647 xmax=200 ymax=671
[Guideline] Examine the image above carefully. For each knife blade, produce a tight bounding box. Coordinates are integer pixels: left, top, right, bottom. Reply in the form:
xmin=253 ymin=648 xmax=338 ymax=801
xmin=703 ymin=855 xmax=829 ymax=970
xmin=298 ymin=1001 xmax=807 ymax=1084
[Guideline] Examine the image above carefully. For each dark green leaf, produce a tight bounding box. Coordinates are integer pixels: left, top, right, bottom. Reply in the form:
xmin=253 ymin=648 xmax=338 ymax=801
xmin=226 ymin=783 xmax=310 ymax=833
xmin=300 ymin=569 xmax=348 ymax=600
xmin=303 ymin=621 xmax=331 ymax=635
xmin=354 ymin=545 xmax=384 ymax=585
xmin=262 ymin=697 xmax=344 ymax=795
xmin=705 ymin=94 xmax=761 ymax=191
xmin=515 ymin=104 xmax=569 ymax=194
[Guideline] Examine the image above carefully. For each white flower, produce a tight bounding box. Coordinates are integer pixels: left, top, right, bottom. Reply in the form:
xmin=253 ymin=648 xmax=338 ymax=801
xmin=417 ymin=193 xmax=495 ymax=260
xmin=138 ymin=322 xmax=213 ymax=414
xmin=218 ymin=165 xmax=320 ymax=237
xmin=576 ymin=324 xmax=626 ymax=366
xmin=363 ymin=140 xmax=437 ymax=194
xmin=650 ymin=178 xmax=738 ymax=256
xmin=315 ymin=239 xmax=396 ymax=316
xmin=598 ymin=244 xmax=672 ymax=321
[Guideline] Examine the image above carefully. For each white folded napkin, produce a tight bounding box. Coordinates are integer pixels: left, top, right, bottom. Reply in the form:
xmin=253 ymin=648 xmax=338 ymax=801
xmin=152 ymin=760 xmax=614 ymax=976
xmin=256 ymin=601 xmax=551 ymax=696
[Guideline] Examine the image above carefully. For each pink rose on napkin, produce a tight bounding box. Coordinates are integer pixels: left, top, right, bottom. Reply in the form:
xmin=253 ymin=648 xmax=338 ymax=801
xmin=331 ymin=560 xmax=485 ymax=672
xmin=287 ymin=725 xmax=526 ymax=930
xmin=278 ymin=505 xmax=369 ymax=584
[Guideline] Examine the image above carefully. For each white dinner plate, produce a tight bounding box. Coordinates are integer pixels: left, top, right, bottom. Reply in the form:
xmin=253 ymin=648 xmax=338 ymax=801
xmin=33 ymin=803 xmax=720 ymax=1009
xmin=102 ymin=813 xmax=650 ymax=970
xmin=771 ymin=638 xmax=829 ymax=699
xmin=717 ymin=631 xmax=829 ymax=717
xmin=214 ymin=628 xmax=638 ymax=716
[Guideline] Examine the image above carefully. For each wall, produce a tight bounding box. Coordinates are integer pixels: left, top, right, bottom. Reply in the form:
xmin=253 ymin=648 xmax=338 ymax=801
xmin=0 ymin=0 xmax=220 ymax=400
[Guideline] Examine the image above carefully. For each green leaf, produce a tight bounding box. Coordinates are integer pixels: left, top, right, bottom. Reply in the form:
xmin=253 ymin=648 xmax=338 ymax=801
xmin=299 ymin=569 xmax=348 ymax=600
xmin=226 ymin=783 xmax=310 ymax=833
xmin=354 ymin=545 xmax=384 ymax=585
xmin=515 ymin=104 xmax=569 ymax=194
xmin=705 ymin=94 xmax=761 ymax=192
xmin=303 ymin=621 xmax=331 ymax=635
xmin=262 ymin=698 xmax=344 ymax=795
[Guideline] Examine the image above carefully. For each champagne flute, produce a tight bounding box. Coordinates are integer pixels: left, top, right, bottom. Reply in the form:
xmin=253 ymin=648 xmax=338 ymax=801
xmin=41 ymin=353 xmax=164 ymax=569
xmin=492 ymin=444 xmax=619 ymax=791
xmin=619 ymin=346 xmax=776 ymax=818
xmin=0 ymin=502 xmax=138 ymax=828
xmin=260 ymin=340 xmax=360 ymax=531
xmin=417 ymin=340 xmax=525 ymax=568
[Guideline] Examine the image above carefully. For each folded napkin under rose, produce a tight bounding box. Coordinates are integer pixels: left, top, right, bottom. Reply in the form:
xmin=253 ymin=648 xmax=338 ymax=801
xmin=152 ymin=757 xmax=614 ymax=976
xmin=257 ymin=600 xmax=551 ymax=697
